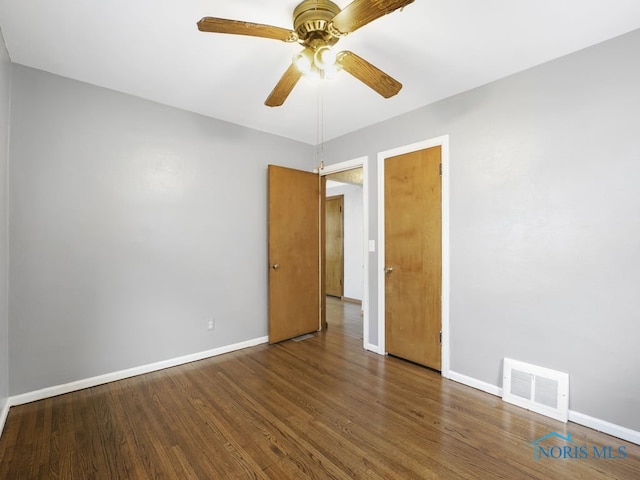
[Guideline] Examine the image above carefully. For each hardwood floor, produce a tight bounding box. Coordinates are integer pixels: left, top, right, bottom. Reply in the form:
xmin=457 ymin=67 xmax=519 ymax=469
xmin=1 ymin=297 xmax=639 ymax=479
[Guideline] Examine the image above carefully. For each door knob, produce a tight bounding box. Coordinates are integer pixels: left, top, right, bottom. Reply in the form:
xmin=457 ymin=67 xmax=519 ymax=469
xmin=384 ymin=266 xmax=393 ymax=275
xmin=271 ymin=263 xmax=280 ymax=271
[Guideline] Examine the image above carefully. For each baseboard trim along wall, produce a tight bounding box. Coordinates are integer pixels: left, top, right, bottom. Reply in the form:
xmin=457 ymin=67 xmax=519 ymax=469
xmin=447 ymin=370 xmax=640 ymax=446
xmin=568 ymin=410 xmax=640 ymax=446
xmin=0 ymin=400 xmax=9 ymax=436
xmin=447 ymin=370 xmax=503 ymax=397
xmin=9 ymin=336 xmax=269 ymax=408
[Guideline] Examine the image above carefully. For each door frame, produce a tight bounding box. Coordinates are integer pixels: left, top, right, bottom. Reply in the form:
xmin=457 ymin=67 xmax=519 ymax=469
xmin=377 ymin=135 xmax=450 ymax=377
xmin=320 ymin=156 xmax=370 ymax=350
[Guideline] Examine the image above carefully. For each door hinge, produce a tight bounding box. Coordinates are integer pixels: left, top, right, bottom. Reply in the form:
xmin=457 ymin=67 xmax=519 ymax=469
xmin=439 ymin=331 xmax=442 ymax=344
xmin=439 ymin=163 xmax=442 ymax=176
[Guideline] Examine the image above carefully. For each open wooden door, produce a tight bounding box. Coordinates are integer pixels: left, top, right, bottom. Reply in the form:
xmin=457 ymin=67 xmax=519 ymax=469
xmin=268 ymin=165 xmax=323 ymax=343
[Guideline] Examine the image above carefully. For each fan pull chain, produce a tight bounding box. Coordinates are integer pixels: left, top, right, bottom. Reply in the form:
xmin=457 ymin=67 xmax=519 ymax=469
xmin=316 ymin=81 xmax=325 ymax=170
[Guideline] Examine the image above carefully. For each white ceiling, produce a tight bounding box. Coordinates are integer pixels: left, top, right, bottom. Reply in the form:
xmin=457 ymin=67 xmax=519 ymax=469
xmin=1 ymin=1 xmax=639 ymax=145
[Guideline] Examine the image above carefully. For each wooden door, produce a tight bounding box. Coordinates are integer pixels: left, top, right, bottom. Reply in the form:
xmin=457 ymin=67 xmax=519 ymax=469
xmin=325 ymin=195 xmax=344 ymax=298
xmin=384 ymin=146 xmax=442 ymax=370
xmin=268 ymin=165 xmax=321 ymax=343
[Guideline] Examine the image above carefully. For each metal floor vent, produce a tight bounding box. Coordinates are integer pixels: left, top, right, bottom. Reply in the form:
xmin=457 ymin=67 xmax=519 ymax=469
xmin=502 ymin=358 xmax=569 ymax=422
xmin=291 ymin=333 xmax=315 ymax=342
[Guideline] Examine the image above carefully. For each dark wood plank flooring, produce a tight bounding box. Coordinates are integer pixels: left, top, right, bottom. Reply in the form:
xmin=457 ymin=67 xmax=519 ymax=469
xmin=1 ymin=297 xmax=639 ymax=479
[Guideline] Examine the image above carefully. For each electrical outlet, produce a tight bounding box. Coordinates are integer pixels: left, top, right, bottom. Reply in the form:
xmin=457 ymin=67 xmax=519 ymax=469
xmin=208 ymin=319 xmax=215 ymax=331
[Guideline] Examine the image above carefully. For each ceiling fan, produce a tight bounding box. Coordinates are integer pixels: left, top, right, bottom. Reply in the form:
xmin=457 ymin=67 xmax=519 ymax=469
xmin=197 ymin=0 xmax=414 ymax=107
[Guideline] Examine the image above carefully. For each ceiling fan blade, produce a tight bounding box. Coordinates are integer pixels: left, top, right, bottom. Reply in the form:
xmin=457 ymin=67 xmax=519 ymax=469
xmin=265 ymin=63 xmax=303 ymax=107
xmin=197 ymin=17 xmax=298 ymax=42
xmin=330 ymin=0 xmax=414 ymax=35
xmin=337 ymin=51 xmax=402 ymax=98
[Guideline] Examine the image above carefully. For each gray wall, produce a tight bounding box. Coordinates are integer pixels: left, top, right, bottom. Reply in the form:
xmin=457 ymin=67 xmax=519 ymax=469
xmin=9 ymin=65 xmax=313 ymax=395
xmin=323 ymin=29 xmax=640 ymax=431
xmin=0 ymin=31 xmax=11 ymax=416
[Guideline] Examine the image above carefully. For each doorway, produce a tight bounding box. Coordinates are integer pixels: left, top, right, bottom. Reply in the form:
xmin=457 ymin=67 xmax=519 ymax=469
xmin=320 ymin=157 xmax=370 ymax=350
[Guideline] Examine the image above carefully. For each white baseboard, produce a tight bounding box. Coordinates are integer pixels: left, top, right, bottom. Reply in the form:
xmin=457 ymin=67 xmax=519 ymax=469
xmin=569 ymin=410 xmax=640 ymax=446
xmin=0 ymin=399 xmax=9 ymax=436
xmin=9 ymin=336 xmax=269 ymax=407
xmin=448 ymin=369 xmax=640 ymax=446
xmin=448 ymin=370 xmax=503 ymax=397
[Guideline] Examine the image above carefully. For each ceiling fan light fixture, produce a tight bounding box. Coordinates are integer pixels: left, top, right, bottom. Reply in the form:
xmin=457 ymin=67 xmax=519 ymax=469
xmin=314 ymin=45 xmax=337 ymax=70
xmin=293 ymin=48 xmax=314 ymax=74
xmin=320 ymin=63 xmax=341 ymax=80
xmin=294 ymin=45 xmax=339 ymax=79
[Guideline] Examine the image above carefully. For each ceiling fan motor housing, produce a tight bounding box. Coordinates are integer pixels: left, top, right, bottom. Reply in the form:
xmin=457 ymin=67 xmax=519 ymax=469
xmin=293 ymin=0 xmax=341 ymax=46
